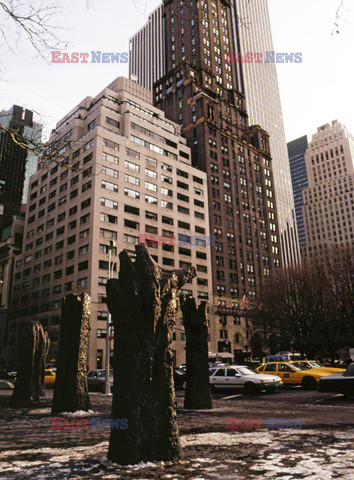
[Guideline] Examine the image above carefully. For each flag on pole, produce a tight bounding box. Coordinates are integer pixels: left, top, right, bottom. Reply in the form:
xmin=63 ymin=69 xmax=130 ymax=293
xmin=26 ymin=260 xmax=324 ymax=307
xmin=242 ymin=290 xmax=249 ymax=310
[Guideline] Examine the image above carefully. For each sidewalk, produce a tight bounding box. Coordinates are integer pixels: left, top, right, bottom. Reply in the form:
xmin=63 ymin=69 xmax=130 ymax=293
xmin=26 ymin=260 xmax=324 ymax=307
xmin=0 ymin=391 xmax=353 ymax=479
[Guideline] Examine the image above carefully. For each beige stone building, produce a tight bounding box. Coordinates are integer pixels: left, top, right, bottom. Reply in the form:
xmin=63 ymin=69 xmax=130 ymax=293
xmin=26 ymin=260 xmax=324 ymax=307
xmin=302 ymin=120 xmax=354 ymax=258
xmin=6 ymin=77 xmax=214 ymax=369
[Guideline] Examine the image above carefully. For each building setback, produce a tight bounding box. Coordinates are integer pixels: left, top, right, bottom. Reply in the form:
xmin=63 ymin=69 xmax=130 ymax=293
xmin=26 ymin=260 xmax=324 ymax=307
xmin=6 ymin=77 xmax=214 ymax=369
xmin=287 ymin=135 xmax=309 ymax=256
xmin=144 ymin=0 xmax=282 ymax=357
xmin=231 ymin=0 xmax=300 ymax=267
xmin=302 ymin=120 xmax=354 ymax=259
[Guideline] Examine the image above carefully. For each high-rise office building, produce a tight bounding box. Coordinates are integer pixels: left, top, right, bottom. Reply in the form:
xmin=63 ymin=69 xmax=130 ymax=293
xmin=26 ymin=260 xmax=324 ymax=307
xmin=129 ymin=5 xmax=165 ymax=91
xmin=0 ymin=105 xmax=42 ymax=208
xmin=231 ymin=0 xmax=300 ymax=267
xmin=129 ymin=1 xmax=299 ymax=268
xmin=6 ymin=77 xmax=214 ymax=368
xmin=132 ymin=0 xmax=282 ymax=359
xmin=288 ymin=136 xmax=309 ymax=255
xmin=302 ymin=120 xmax=354 ymax=258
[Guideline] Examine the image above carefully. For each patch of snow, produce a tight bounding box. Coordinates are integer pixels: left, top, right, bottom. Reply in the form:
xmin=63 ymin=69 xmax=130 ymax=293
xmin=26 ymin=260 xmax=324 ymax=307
xmin=59 ymin=409 xmax=98 ymax=417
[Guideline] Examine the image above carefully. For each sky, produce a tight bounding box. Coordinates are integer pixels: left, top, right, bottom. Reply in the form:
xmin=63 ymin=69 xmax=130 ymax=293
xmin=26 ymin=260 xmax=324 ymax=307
xmin=1 ymin=0 xmax=353 ymax=143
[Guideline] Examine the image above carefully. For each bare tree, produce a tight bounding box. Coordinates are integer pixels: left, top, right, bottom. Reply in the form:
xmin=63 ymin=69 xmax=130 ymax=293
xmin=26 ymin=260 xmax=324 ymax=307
xmin=254 ymin=245 xmax=354 ymax=360
xmin=0 ymin=1 xmax=67 ymax=58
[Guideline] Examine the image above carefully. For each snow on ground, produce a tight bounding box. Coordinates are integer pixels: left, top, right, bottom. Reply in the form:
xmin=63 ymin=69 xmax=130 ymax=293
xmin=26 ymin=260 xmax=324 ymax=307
xmin=0 ymin=429 xmax=353 ymax=479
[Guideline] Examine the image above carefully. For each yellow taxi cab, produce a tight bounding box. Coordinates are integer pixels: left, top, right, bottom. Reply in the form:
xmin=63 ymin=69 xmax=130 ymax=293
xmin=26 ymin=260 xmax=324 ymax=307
xmin=291 ymin=360 xmax=345 ymax=375
xmin=256 ymin=362 xmax=328 ymax=389
xmin=44 ymin=369 xmax=56 ymax=386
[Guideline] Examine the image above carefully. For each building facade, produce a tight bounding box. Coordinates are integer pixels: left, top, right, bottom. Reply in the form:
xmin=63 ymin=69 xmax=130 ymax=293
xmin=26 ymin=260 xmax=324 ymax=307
xmin=302 ymin=120 xmax=354 ymax=258
xmin=0 ymin=105 xmax=42 ymax=208
xmin=288 ymin=136 xmax=309 ymax=256
xmin=230 ymin=0 xmax=300 ymax=267
xmin=129 ymin=5 xmax=165 ymax=91
xmin=145 ymin=0 xmax=282 ymax=359
xmin=5 ymin=77 xmax=214 ymax=368
xmin=0 ymin=209 xmax=25 ymax=364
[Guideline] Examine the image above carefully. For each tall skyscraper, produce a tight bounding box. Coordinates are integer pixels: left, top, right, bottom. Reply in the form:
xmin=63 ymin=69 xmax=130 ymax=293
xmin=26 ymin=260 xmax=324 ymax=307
xmin=288 ymin=136 xmax=309 ymax=255
xmin=132 ymin=0 xmax=282 ymax=360
xmin=231 ymin=0 xmax=300 ymax=267
xmin=302 ymin=120 xmax=354 ymax=258
xmin=129 ymin=4 xmax=165 ymax=91
xmin=0 ymin=105 xmax=42 ymax=207
xmin=6 ymin=77 xmax=213 ymax=368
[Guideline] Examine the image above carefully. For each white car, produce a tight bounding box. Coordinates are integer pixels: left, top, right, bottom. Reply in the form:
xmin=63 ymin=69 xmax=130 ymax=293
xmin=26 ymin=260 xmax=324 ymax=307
xmin=209 ymin=365 xmax=283 ymax=394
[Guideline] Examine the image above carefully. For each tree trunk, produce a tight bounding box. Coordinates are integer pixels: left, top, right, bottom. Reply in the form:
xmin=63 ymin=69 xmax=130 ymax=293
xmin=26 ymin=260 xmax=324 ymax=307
xmin=181 ymin=296 xmax=212 ymax=410
xmin=106 ymin=245 xmax=196 ymax=465
xmin=51 ymin=293 xmax=91 ymax=415
xmin=10 ymin=321 xmax=48 ymax=407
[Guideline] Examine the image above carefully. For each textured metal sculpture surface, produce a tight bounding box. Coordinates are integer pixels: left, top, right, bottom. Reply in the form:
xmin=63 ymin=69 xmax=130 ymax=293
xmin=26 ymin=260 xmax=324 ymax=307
xmin=181 ymin=296 xmax=212 ymax=410
xmin=10 ymin=321 xmax=49 ymax=407
xmin=106 ymin=245 xmax=196 ymax=465
xmin=51 ymin=293 xmax=91 ymax=415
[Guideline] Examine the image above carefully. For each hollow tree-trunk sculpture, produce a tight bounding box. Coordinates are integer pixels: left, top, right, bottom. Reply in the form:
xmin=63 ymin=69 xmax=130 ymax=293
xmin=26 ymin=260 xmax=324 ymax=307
xmin=181 ymin=296 xmax=212 ymax=410
xmin=10 ymin=321 xmax=48 ymax=407
xmin=106 ymin=245 xmax=196 ymax=465
xmin=52 ymin=293 xmax=91 ymax=415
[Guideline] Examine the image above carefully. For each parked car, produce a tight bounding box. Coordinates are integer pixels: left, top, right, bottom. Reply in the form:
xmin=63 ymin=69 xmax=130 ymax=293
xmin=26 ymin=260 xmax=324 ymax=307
xmin=87 ymin=369 xmax=113 ymax=392
xmin=0 ymin=379 xmax=14 ymax=390
xmin=44 ymin=369 xmax=56 ymax=386
xmin=318 ymin=364 xmax=354 ymax=399
xmin=174 ymin=368 xmax=186 ymax=389
xmin=292 ymin=360 xmax=345 ymax=375
xmin=209 ymin=365 xmax=282 ymax=394
xmin=256 ymin=361 xmax=329 ymax=389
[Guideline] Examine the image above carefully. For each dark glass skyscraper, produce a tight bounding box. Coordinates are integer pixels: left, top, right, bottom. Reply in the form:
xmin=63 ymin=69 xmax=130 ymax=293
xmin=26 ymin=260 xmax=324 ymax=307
xmin=287 ymin=136 xmax=309 ymax=252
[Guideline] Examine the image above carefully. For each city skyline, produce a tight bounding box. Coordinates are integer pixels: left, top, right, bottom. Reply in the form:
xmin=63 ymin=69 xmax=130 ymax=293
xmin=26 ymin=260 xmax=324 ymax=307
xmin=1 ymin=0 xmax=353 ymax=145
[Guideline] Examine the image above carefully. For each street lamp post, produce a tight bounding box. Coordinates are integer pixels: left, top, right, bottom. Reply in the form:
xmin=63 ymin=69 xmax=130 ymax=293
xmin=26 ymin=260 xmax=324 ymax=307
xmin=104 ymin=240 xmax=115 ymax=395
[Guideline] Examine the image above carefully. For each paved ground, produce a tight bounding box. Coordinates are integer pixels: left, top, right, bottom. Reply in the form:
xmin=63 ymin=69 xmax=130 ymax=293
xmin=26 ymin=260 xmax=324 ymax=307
xmin=0 ymin=387 xmax=353 ymax=479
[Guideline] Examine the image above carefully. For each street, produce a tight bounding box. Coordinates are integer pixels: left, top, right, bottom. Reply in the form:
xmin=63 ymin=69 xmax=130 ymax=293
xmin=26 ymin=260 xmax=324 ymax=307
xmin=0 ymin=387 xmax=353 ymax=479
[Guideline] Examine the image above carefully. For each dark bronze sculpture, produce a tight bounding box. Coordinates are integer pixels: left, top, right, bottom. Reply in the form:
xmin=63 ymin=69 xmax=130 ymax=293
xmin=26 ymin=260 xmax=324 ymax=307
xmin=52 ymin=293 xmax=91 ymax=415
xmin=106 ymin=246 xmax=196 ymax=465
xmin=10 ymin=321 xmax=49 ymax=407
xmin=181 ymin=296 xmax=212 ymax=410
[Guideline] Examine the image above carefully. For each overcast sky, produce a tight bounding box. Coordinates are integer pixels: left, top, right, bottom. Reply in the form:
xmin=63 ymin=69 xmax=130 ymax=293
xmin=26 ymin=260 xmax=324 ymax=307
xmin=1 ymin=0 xmax=353 ymax=143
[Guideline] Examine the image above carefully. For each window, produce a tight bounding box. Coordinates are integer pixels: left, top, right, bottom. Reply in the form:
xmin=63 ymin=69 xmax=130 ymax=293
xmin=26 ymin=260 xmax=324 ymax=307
xmin=79 ymin=245 xmax=89 ymax=255
xmin=125 ymin=160 xmax=140 ymax=172
xmin=145 ymin=194 xmax=157 ymax=204
xmin=78 ymin=260 xmax=89 ymax=271
xmin=77 ymin=277 xmax=88 ymax=287
xmin=81 ymin=198 xmax=91 ymax=209
xmin=102 ymin=180 xmax=118 ymax=192
xmin=99 ymin=244 xmax=117 ymax=255
xmin=125 ymin=174 xmax=140 ymax=186
xmin=106 ymin=117 xmax=120 ymax=128
xmin=68 ymin=235 xmax=76 ymax=245
xmin=124 ymin=205 xmax=140 ymax=215
xmin=102 ymin=166 xmax=119 ymax=178
xmin=124 ymin=188 xmax=140 ymax=199
xmin=125 ymin=219 xmax=140 ymax=230
xmin=84 ymin=139 xmax=94 ymax=150
xmin=103 ymin=139 xmax=119 ymax=151
xmin=101 ymin=197 xmax=118 ymax=209
xmin=145 ymin=181 xmax=157 ymax=192
xmin=124 ymin=234 xmax=139 ymax=244
xmin=146 ymin=211 xmax=158 ymax=221
xmin=100 ymin=228 xmax=117 ymax=239
xmin=79 ymin=229 xmax=90 ymax=240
